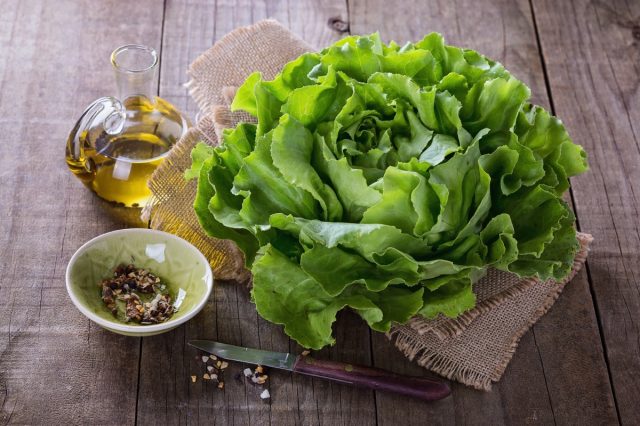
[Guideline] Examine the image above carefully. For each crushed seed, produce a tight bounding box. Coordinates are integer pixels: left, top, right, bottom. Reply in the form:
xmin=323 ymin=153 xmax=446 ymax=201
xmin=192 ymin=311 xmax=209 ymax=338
xmin=301 ymin=350 xmax=310 ymax=356
xmin=191 ymin=352 xmax=273 ymax=400
xmin=246 ymin=365 xmax=270 ymax=389
xmin=192 ymin=351 xmax=228 ymax=390
xmin=99 ymin=264 xmax=174 ymax=324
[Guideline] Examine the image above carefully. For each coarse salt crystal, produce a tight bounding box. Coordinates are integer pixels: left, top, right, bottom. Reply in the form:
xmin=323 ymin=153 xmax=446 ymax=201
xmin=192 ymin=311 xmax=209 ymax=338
xmin=260 ymin=389 xmax=270 ymax=399
xmin=243 ymin=368 xmax=253 ymax=377
xmin=201 ymin=355 xmax=209 ymax=363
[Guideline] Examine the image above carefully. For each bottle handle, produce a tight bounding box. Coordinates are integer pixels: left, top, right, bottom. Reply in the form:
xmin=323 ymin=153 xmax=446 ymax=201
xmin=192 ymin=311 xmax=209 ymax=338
xmin=66 ymin=96 xmax=126 ymax=159
xmin=65 ymin=97 xmax=126 ymax=180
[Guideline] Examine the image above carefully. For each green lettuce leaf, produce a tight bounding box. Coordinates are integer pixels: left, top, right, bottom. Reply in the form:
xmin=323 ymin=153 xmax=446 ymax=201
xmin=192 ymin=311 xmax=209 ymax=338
xmin=252 ymin=244 xmax=424 ymax=349
xmin=184 ymin=142 xmax=215 ymax=180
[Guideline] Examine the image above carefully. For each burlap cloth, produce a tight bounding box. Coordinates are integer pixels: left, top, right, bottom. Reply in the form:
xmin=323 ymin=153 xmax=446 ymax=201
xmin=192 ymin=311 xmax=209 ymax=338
xmin=144 ymin=20 xmax=593 ymax=391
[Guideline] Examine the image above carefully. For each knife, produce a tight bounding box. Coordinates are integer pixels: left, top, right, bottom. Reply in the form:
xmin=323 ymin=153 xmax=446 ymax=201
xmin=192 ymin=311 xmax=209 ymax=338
xmin=189 ymin=340 xmax=451 ymax=402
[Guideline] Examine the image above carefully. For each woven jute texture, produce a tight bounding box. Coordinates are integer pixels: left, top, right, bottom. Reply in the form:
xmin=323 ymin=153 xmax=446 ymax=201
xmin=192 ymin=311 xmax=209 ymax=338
xmin=145 ymin=19 xmax=593 ymax=390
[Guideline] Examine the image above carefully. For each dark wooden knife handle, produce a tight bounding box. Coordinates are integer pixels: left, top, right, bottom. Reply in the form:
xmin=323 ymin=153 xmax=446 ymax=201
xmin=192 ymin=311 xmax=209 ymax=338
xmin=293 ymin=356 xmax=450 ymax=402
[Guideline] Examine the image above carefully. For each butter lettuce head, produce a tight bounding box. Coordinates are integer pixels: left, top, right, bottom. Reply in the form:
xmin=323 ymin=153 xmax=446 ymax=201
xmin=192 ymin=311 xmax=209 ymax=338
xmin=187 ymin=33 xmax=588 ymax=349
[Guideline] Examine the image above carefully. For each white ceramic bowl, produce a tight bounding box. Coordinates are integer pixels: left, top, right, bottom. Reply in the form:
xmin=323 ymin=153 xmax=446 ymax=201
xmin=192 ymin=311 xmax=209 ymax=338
xmin=65 ymin=229 xmax=213 ymax=337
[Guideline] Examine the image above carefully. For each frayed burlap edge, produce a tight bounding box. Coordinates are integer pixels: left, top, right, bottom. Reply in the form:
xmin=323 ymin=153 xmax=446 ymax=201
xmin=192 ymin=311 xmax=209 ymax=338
xmin=390 ymin=332 xmax=497 ymax=390
xmin=389 ymin=232 xmax=593 ymax=390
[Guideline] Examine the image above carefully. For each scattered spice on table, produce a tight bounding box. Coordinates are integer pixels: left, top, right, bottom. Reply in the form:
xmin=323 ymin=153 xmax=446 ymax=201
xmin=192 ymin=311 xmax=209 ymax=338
xmin=244 ymin=365 xmax=269 ymax=385
xmin=241 ymin=364 xmax=270 ymax=399
xmin=99 ymin=264 xmax=174 ymax=324
xmin=190 ymin=355 xmax=270 ymax=400
xmin=191 ymin=352 xmax=228 ymax=389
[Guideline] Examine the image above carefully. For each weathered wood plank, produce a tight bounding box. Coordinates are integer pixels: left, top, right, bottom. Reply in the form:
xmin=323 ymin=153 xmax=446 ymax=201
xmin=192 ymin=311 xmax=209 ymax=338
xmin=533 ymin=0 xmax=640 ymax=423
xmin=349 ymin=0 xmax=617 ymax=424
xmin=136 ymin=2 xmax=378 ymax=425
xmin=155 ymin=0 xmax=216 ymax=118
xmin=0 ymin=0 xmax=630 ymax=424
xmin=0 ymin=0 xmax=166 ymax=424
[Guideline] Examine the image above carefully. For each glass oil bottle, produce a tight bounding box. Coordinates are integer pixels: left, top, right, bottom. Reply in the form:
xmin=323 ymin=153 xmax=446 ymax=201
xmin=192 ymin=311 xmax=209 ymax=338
xmin=66 ymin=45 xmax=190 ymax=207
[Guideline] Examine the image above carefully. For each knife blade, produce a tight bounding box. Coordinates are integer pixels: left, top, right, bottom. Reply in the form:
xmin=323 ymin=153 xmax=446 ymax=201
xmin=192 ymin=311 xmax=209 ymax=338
xmin=189 ymin=340 xmax=450 ymax=402
xmin=190 ymin=340 xmax=296 ymax=370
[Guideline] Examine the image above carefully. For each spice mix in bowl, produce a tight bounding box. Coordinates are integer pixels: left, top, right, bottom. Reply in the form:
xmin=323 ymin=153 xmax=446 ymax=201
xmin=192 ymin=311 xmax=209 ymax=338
xmin=66 ymin=229 xmax=213 ymax=336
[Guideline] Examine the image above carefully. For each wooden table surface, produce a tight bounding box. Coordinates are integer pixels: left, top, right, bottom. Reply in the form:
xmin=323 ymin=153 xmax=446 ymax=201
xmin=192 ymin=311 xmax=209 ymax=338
xmin=1 ymin=0 xmax=637 ymax=424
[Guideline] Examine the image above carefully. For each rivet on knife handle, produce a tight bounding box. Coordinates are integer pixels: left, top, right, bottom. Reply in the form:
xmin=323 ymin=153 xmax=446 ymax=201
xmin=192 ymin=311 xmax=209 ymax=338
xmin=293 ymin=356 xmax=451 ymax=402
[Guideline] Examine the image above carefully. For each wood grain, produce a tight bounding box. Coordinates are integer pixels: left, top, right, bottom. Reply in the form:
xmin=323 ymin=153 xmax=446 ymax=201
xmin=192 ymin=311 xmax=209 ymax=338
xmin=0 ymin=0 xmax=165 ymax=424
xmin=533 ymin=0 xmax=640 ymax=423
xmin=349 ymin=0 xmax=618 ymax=424
xmin=0 ymin=0 xmax=634 ymax=424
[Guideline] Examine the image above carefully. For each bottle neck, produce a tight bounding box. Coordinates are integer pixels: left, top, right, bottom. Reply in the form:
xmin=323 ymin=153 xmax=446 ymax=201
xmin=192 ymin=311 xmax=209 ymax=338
xmin=114 ymin=68 xmax=156 ymax=101
xmin=111 ymin=45 xmax=158 ymax=101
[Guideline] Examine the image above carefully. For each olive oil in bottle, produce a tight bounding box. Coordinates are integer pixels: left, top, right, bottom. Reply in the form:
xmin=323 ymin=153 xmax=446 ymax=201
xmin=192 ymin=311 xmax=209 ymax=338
xmin=66 ymin=45 xmax=190 ymax=207
xmin=66 ymin=96 xmax=187 ymax=207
